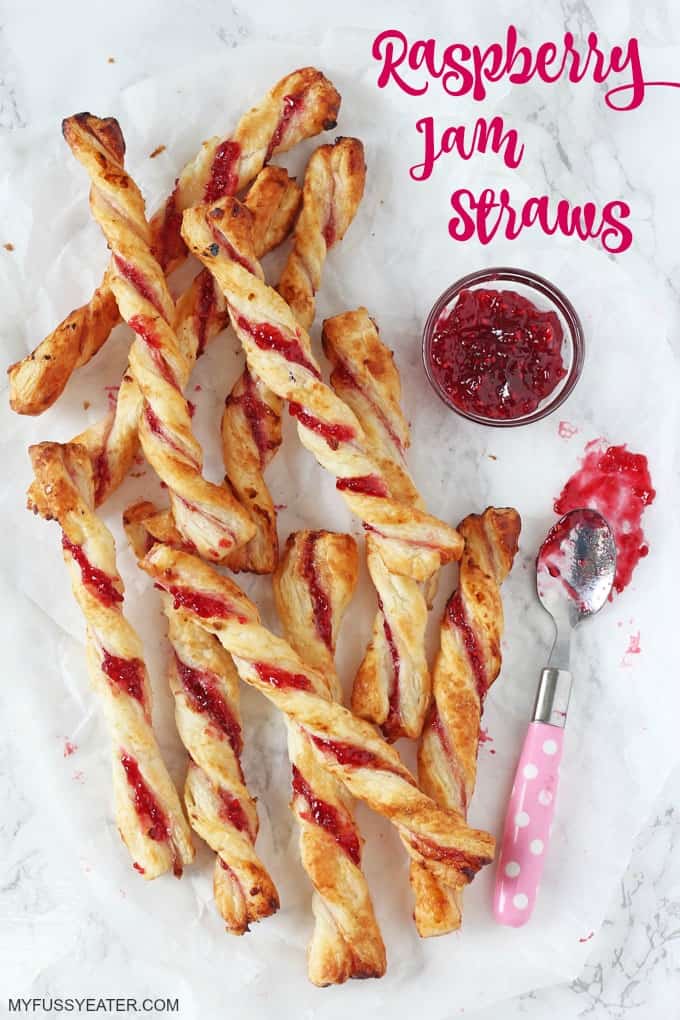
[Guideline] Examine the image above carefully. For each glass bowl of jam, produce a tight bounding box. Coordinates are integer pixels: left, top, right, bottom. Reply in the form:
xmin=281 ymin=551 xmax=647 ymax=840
xmin=422 ymin=267 xmax=585 ymax=427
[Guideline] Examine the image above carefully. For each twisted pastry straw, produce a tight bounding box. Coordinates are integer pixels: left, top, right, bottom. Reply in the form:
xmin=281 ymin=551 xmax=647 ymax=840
xmin=274 ymin=530 xmax=385 ymax=985
xmin=138 ymin=543 xmax=496 ymax=890
xmin=62 ymin=113 xmax=254 ymax=562
xmin=29 ymin=443 xmax=194 ymax=879
xmin=412 ymin=508 xmax=521 ymax=936
xmin=323 ymin=308 xmax=439 ymax=741
xmin=124 ymin=502 xmax=278 ymax=934
xmin=25 ymin=165 xmax=301 ymax=516
xmin=222 ymin=138 xmax=366 ymax=573
xmin=181 ymin=198 xmax=463 ymax=578
xmin=9 ymin=67 xmax=340 ymax=415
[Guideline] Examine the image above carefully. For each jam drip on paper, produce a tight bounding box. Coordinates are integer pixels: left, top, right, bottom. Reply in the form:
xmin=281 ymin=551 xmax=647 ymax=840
xmin=554 ymin=441 xmax=655 ymax=594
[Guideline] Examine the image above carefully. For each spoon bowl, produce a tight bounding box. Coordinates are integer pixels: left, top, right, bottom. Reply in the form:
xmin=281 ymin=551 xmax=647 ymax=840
xmin=537 ymin=508 xmax=617 ymax=627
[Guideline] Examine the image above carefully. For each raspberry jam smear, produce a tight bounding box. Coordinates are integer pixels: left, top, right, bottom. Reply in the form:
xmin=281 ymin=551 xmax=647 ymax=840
xmin=429 ymin=288 xmax=566 ymax=420
xmin=554 ymin=440 xmax=655 ymax=595
xmin=291 ymin=765 xmax=361 ymax=866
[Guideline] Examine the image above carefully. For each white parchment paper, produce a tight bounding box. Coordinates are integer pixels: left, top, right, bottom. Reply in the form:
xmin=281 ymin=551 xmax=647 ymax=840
xmin=0 ymin=39 xmax=678 ymax=1019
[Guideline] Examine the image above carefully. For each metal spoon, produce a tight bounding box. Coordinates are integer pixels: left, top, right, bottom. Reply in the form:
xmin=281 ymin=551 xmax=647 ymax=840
xmin=493 ymin=509 xmax=616 ymax=927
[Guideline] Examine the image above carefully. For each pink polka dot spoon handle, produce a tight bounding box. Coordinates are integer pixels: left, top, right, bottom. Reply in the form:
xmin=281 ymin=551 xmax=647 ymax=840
xmin=493 ymin=720 xmax=564 ymax=926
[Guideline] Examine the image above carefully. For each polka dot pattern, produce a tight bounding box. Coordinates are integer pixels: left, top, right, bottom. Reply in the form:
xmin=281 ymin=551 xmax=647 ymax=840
xmin=493 ymin=721 xmax=564 ymax=927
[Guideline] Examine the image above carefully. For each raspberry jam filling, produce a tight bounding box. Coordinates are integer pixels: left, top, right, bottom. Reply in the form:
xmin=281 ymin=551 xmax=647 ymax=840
xmin=204 ymin=139 xmax=241 ymax=202
xmin=101 ymin=650 xmax=146 ymax=705
xmin=446 ymin=592 xmax=488 ymax=700
xmin=289 ymin=403 xmax=356 ymax=449
xmin=195 ymin=271 xmax=217 ymax=356
xmin=291 ymin=765 xmax=361 ymax=866
xmin=410 ymin=834 xmax=486 ymax=880
xmin=62 ymin=536 xmax=123 ymax=607
xmin=166 ymin=584 xmax=248 ymax=623
xmin=252 ymin=663 xmax=312 ymax=692
xmin=113 ymin=255 xmax=165 ymax=318
xmin=300 ymin=533 xmax=333 ymax=650
xmin=376 ymin=594 xmax=401 ymax=741
xmin=265 ymin=92 xmax=304 ymax=161
xmin=120 ymin=752 xmax=170 ymax=843
xmin=310 ymin=735 xmax=409 ymax=781
xmin=336 ymin=474 xmax=389 ymax=498
xmin=554 ymin=441 xmax=655 ymax=594
xmin=128 ymin=315 xmax=177 ymax=388
xmin=429 ymin=287 xmax=566 ymax=419
xmin=229 ymin=370 xmax=278 ymax=466
xmin=217 ymin=788 xmax=251 ymax=837
xmin=234 ymin=314 xmax=321 ymax=379
xmin=174 ymin=655 xmax=242 ymax=755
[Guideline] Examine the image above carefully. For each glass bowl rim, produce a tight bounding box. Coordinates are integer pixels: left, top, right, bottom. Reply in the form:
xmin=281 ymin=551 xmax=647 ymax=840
xmin=421 ymin=266 xmax=586 ymax=428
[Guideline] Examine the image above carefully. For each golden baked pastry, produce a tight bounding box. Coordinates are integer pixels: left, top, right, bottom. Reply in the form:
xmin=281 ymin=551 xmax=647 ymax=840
xmin=274 ymin=530 xmax=386 ymax=985
xmin=8 ymin=68 xmax=340 ymax=416
xmin=411 ymin=508 xmax=521 ymax=935
xmin=124 ymin=502 xmax=279 ymax=933
xmin=61 ymin=113 xmax=254 ymax=562
xmin=29 ymin=442 xmax=194 ymax=879
xmin=138 ymin=543 xmax=496 ymax=889
xmin=222 ymin=138 xmax=366 ymax=574
xmin=323 ymin=307 xmax=441 ymax=741
xmin=180 ymin=198 xmax=464 ymax=578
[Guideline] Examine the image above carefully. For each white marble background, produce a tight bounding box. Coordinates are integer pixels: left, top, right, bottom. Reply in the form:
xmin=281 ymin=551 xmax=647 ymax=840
xmin=1 ymin=1 xmax=679 ymax=1018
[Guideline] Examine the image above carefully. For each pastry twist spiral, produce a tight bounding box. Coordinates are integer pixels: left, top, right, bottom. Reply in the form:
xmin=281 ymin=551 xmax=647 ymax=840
xmin=29 ymin=443 xmax=194 ymax=879
xmin=411 ymin=507 xmax=521 ymax=935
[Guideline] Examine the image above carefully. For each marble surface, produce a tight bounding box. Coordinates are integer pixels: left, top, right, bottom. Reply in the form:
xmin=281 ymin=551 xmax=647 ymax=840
xmin=1 ymin=1 xmax=679 ymax=1018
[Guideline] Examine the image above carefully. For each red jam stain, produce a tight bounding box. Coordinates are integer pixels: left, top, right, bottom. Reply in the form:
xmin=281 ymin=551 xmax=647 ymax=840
xmin=621 ymin=631 xmax=642 ymax=668
xmin=252 ymin=662 xmax=312 ymax=692
xmin=558 ymin=420 xmax=579 ymax=439
xmin=291 ymin=765 xmax=361 ymax=866
xmin=579 ymin=931 xmax=595 ymax=943
xmin=228 ymin=369 xmax=277 ymax=466
xmin=62 ymin=535 xmax=123 ymax=607
xmin=113 ymin=255 xmax=165 ymax=318
xmin=120 ymin=753 xmax=170 ymax=842
xmin=265 ymin=93 xmax=304 ymax=161
xmin=195 ymin=271 xmax=216 ymax=356
xmin=101 ymin=650 xmax=146 ymax=705
xmin=204 ymin=139 xmax=241 ymax=202
xmin=336 ymin=474 xmax=389 ymax=498
xmin=166 ymin=584 xmax=248 ymax=623
xmin=410 ymin=834 xmax=486 ymax=880
xmin=217 ymin=789 xmax=251 ymax=837
xmin=310 ymin=734 xmax=409 ymax=781
xmin=128 ymin=315 xmax=177 ymax=388
xmin=175 ymin=655 xmax=242 ymax=755
xmin=235 ymin=313 xmax=321 ymax=379
xmin=132 ymin=862 xmax=146 ymax=875
xmin=104 ymin=384 xmax=120 ymax=411
xmin=289 ymin=403 xmax=355 ymax=449
xmin=300 ymin=533 xmax=333 ymax=650
xmin=478 ymin=727 xmax=494 ymax=744
xmin=153 ymin=185 xmax=186 ymax=270
xmin=63 ymin=740 xmax=78 ymax=758
xmin=429 ymin=288 xmax=566 ymax=419
xmin=331 ymin=361 xmax=406 ymax=455
xmin=376 ymin=594 xmax=401 ymax=741
xmin=144 ymin=405 xmax=197 ymax=466
xmin=446 ymin=592 xmax=487 ymax=700
xmin=554 ymin=441 xmax=655 ymax=594
xmin=209 ymin=222 xmax=256 ymax=274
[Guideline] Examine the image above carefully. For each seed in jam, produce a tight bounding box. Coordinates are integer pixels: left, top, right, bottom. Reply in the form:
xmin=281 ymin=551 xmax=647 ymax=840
xmin=429 ymin=287 xmax=567 ymax=419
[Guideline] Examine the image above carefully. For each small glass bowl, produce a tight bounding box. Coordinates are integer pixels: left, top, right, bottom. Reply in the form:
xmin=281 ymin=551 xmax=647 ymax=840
xmin=422 ymin=267 xmax=585 ymax=427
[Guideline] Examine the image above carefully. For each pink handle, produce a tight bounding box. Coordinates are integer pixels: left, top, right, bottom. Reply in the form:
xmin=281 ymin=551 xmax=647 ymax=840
xmin=493 ymin=721 xmax=564 ymax=927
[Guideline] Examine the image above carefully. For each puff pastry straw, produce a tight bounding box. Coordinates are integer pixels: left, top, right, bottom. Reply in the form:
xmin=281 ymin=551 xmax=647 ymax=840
xmin=222 ymin=137 xmax=366 ymax=573
xmin=9 ymin=67 xmax=340 ymax=415
xmin=25 ymin=166 xmax=301 ymax=515
xmin=181 ymin=197 xmax=463 ymax=583
xmin=323 ymin=307 xmax=438 ymax=740
xmin=61 ymin=113 xmax=254 ymax=562
xmin=412 ymin=508 xmax=521 ymax=936
xmin=138 ymin=543 xmax=496 ymax=889
xmin=29 ymin=442 xmax=194 ymax=879
xmin=124 ymin=502 xmax=278 ymax=934
xmin=274 ymin=530 xmax=385 ymax=985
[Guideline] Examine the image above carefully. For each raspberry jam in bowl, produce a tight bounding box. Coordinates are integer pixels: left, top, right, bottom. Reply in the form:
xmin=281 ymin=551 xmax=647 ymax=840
xmin=422 ymin=268 xmax=585 ymax=427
